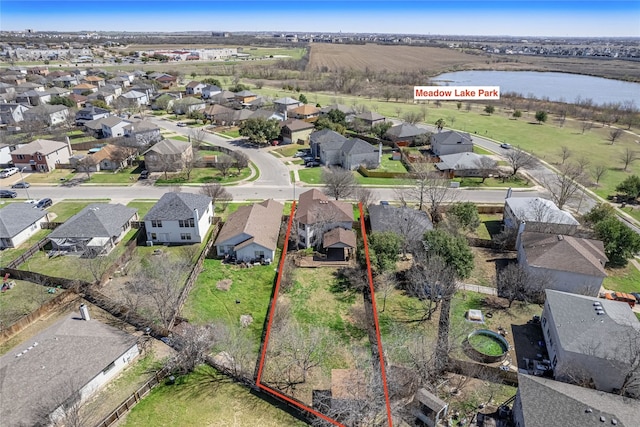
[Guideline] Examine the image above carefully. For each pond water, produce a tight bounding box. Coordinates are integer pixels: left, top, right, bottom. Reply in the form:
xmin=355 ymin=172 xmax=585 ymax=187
xmin=432 ymin=70 xmax=640 ymax=106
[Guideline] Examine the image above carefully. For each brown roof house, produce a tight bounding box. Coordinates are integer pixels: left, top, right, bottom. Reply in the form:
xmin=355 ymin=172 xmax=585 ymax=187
xmin=517 ymin=232 xmax=608 ymax=297
xmin=0 ymin=310 xmax=139 ymax=427
xmin=540 ymin=289 xmax=640 ymax=398
xmin=291 ymin=104 xmax=320 ymax=120
xmin=295 ymin=189 xmax=354 ymax=250
xmin=280 ymin=118 xmax=315 ymax=144
xmin=214 ymin=199 xmax=283 ymax=262
xmin=143 ymin=139 xmax=193 ymax=174
xmin=11 ymin=138 xmax=72 ymax=172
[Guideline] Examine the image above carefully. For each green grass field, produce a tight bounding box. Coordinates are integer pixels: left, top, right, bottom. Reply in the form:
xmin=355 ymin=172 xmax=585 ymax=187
xmin=379 ymin=156 xmax=408 ymax=173
xmin=155 ymin=165 xmax=252 ymax=185
xmin=83 ymin=167 xmax=141 ymax=184
xmin=49 ymin=199 xmax=111 ymax=222
xmin=603 ymin=264 xmax=640 ymax=294
xmin=297 ymin=167 xmax=323 ymax=184
xmin=126 ymin=200 xmax=158 ymax=218
xmin=0 ymin=280 xmax=57 ymax=332
xmin=274 ymin=144 xmax=310 ymax=157
xmin=122 ymin=365 xmax=306 ymax=427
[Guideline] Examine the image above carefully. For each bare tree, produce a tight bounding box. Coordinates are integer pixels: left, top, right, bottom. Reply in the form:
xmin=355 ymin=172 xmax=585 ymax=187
xmin=189 ymin=127 xmax=208 ymax=151
xmin=200 ymin=183 xmax=232 ymax=211
xmin=76 ymin=155 xmax=98 ymax=179
xmin=559 ymin=145 xmax=572 ymax=165
xmin=504 ymin=146 xmax=535 ymax=177
xmin=231 ymin=151 xmax=249 ymax=174
xmin=400 ymin=164 xmax=455 ymax=223
xmin=608 ymin=128 xmax=623 ymax=144
xmin=591 ymin=164 xmax=608 ymax=186
xmin=405 ymin=255 xmax=455 ymax=322
xmin=581 ymin=120 xmax=594 ymax=134
xmin=322 ymin=166 xmax=356 ymax=200
xmin=543 ymin=161 xmax=586 ymax=210
xmin=477 ymin=155 xmax=498 ymax=183
xmin=354 ymin=185 xmax=375 ymax=211
xmin=403 ymin=110 xmax=422 ymax=125
xmin=214 ymin=153 xmax=234 ymax=178
xmin=619 ymin=147 xmax=639 ymax=172
xmin=169 ymin=323 xmax=216 ymax=374
xmin=497 ymin=262 xmax=546 ymax=308
xmin=110 ymin=146 xmax=137 ymax=170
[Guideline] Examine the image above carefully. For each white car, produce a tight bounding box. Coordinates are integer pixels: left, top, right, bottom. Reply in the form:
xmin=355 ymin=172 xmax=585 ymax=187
xmin=0 ymin=167 xmax=19 ymax=178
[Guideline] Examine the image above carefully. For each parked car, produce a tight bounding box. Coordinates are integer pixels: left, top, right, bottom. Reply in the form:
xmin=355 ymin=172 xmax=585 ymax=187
xmin=35 ymin=198 xmax=53 ymax=209
xmin=0 ymin=190 xmax=17 ymax=198
xmin=177 ymin=122 xmax=187 ymax=127
xmin=500 ymin=143 xmax=512 ymax=149
xmin=631 ymin=292 xmax=640 ymax=304
xmin=0 ymin=167 xmax=19 ymax=178
xmin=305 ymin=161 xmax=320 ymax=168
xmin=139 ymin=170 xmax=149 ymax=179
xmin=11 ymin=181 xmax=30 ymax=188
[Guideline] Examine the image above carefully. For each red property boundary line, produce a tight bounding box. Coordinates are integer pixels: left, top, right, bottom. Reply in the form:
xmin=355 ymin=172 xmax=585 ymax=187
xmin=255 ymin=201 xmax=393 ymax=427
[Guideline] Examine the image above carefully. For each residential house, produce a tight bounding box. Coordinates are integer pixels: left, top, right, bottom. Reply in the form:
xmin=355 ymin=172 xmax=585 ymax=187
xmin=273 ymin=97 xmax=303 ymax=115
xmin=86 ymin=90 xmax=115 ymax=106
xmin=101 ymin=116 xmax=131 ymax=138
xmin=72 ymin=83 xmax=98 ymax=95
xmin=202 ymin=104 xmax=235 ymax=124
xmin=512 ymin=373 xmax=640 ymax=427
xmin=310 ymin=128 xmax=347 ymax=160
xmin=106 ymin=76 xmax=131 ymax=89
xmin=0 ymin=312 xmax=139 ymax=427
xmin=23 ymin=104 xmax=69 ymax=127
xmin=249 ymin=108 xmax=284 ymax=122
xmin=143 ymin=139 xmax=193 ymax=172
xmin=90 ymin=144 xmax=135 ymax=171
xmin=0 ymin=142 xmax=22 ymax=167
xmin=144 ymin=192 xmax=213 ymax=245
xmin=75 ymin=106 xmax=111 ymax=125
xmin=384 ymin=123 xmax=429 ymax=144
xmin=280 ymin=119 xmax=315 ymax=144
xmin=46 ymin=86 xmax=72 ymax=98
xmin=517 ymin=232 xmax=608 ymax=297
xmin=295 ymin=189 xmax=354 ymax=249
xmin=430 ymin=130 xmax=473 ymax=156
xmin=0 ymin=103 xmax=29 ymax=125
xmin=353 ymin=111 xmax=386 ymax=127
xmin=201 ymin=84 xmax=222 ymax=99
xmin=185 ymin=81 xmax=207 ymax=95
xmin=0 ymin=203 xmax=48 ymax=249
xmin=68 ymin=93 xmax=88 ymax=108
xmin=320 ymin=104 xmax=356 ymax=117
xmin=503 ymin=196 xmax=579 ymax=236
xmin=52 ymin=75 xmax=80 ymax=88
xmin=322 ymin=227 xmax=357 ymax=261
xmin=171 ymin=97 xmax=206 ymax=115
xmin=541 ymin=289 xmax=640 ymax=397
xmin=11 ymin=138 xmax=72 ymax=172
xmin=122 ymin=120 xmax=162 ymax=147
xmin=209 ymin=90 xmax=236 ymax=105
xmin=82 ymin=75 xmax=105 ymax=88
xmin=129 ymin=84 xmax=157 ymax=101
xmin=291 ymin=104 xmax=320 ymax=120
xmin=118 ymin=90 xmax=148 ymax=108
xmin=339 ymin=138 xmax=380 ymax=170
xmin=234 ymin=90 xmax=258 ymax=104
xmin=435 ymin=152 xmax=498 ymax=178
xmin=151 ymin=73 xmax=177 ymax=89
xmin=15 ymin=89 xmax=50 ymax=106
xmin=151 ymin=93 xmax=179 ymax=111
xmin=83 ymin=117 xmax=110 ymax=138
xmin=27 ymin=66 xmax=49 ymax=76
xmin=214 ymin=199 xmax=283 ymax=261
xmin=368 ymin=204 xmax=433 ymax=245
xmin=15 ymin=82 xmax=45 ymax=93
xmin=0 ymin=82 xmax=17 ymax=98
xmin=228 ymin=109 xmax=254 ymax=125
xmin=48 ymin=203 xmax=138 ymax=255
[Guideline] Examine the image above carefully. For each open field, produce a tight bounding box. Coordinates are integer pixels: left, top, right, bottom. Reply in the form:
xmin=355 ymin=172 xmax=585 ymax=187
xmin=603 ymin=264 xmax=640 ymax=294
xmin=308 ymin=43 xmax=640 ymax=82
xmin=121 ymin=365 xmax=306 ymax=427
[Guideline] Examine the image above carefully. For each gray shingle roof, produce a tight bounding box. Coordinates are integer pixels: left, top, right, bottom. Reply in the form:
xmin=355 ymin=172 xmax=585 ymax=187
xmin=214 ymin=199 xmax=283 ymax=251
xmin=274 ymin=97 xmax=302 ymax=105
xmin=341 ymin=138 xmax=377 ymax=155
xmin=49 ymin=203 xmax=137 ymax=239
xmin=144 ymin=139 xmax=190 ymax=155
xmin=545 ymin=289 xmax=640 ymax=365
xmin=516 ymin=373 xmax=640 ymax=427
xmin=0 ymin=313 xmax=137 ymax=427
xmin=385 ymin=123 xmax=428 ymax=139
xmin=320 ymin=104 xmax=355 ymax=115
xmin=521 ymin=232 xmax=607 ymax=277
xmin=435 ymin=152 xmax=497 ymax=170
xmin=368 ymin=204 xmax=433 ymax=237
xmin=310 ymin=128 xmax=347 ymax=145
xmin=0 ymin=203 xmax=47 ymax=239
xmin=11 ymin=139 xmax=68 ymax=155
xmin=355 ymin=111 xmax=385 ymax=122
xmin=506 ymin=197 xmax=579 ymax=226
xmin=144 ymin=192 xmax=211 ymax=221
xmin=431 ymin=130 xmax=472 ymax=146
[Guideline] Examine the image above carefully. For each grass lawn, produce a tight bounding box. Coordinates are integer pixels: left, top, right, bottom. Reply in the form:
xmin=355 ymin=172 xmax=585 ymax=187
xmin=297 ymin=167 xmax=323 ymax=184
xmin=155 ymin=165 xmax=252 ymax=185
xmin=219 ymin=128 xmax=240 ymax=138
xmin=0 ymin=229 xmax=50 ymax=266
xmin=355 ymin=174 xmax=408 ymax=186
xmin=48 ymin=199 xmax=110 ymax=222
xmin=21 ymin=169 xmax=74 ymax=184
xmin=0 ymin=280 xmax=57 ymax=331
xmin=182 ymin=258 xmax=278 ymax=344
xmin=121 ymin=365 xmax=306 ymax=427
xmin=603 ymin=264 xmax=640 ymax=294
xmin=274 ymin=144 xmax=310 ymax=157
xmin=378 ymin=156 xmax=408 ymax=173
xmin=453 ymin=176 xmax=532 ymax=188
xmin=475 ymin=214 xmax=504 ymax=240
xmin=84 ymin=167 xmax=140 ymax=184
xmin=171 ymin=135 xmax=189 ymax=142
xmin=126 ymin=200 xmax=158 ymax=218
xmin=473 ymin=145 xmax=494 ymax=155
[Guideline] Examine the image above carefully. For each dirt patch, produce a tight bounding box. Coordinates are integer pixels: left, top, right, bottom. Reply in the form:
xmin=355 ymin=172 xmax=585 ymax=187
xmin=216 ymin=279 xmax=232 ymax=291
xmin=466 ymin=247 xmax=516 ymax=288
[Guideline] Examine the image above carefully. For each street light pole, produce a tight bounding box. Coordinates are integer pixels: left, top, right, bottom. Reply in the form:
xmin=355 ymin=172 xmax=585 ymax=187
xmin=19 ymin=167 xmax=31 ymax=200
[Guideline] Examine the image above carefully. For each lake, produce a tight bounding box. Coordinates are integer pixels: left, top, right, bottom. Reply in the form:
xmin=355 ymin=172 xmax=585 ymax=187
xmin=431 ymin=71 xmax=640 ymax=106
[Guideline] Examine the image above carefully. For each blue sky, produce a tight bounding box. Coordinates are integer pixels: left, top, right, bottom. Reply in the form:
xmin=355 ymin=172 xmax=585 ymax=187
xmin=1 ymin=1 xmax=639 ymax=37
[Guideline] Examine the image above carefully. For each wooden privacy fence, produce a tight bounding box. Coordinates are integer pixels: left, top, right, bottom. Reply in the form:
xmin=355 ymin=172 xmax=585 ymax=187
xmin=94 ymin=367 xmax=170 ymax=427
xmin=5 ymin=237 xmax=50 ymax=269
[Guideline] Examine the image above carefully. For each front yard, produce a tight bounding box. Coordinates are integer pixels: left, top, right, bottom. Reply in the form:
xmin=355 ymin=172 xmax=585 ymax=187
xmin=155 ymin=164 xmax=253 ymax=185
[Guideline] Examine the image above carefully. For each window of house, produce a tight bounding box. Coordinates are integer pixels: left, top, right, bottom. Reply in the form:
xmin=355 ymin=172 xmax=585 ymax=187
xmin=17 ymin=154 xmax=24 ymax=160
xmin=151 ymin=220 xmax=162 ymax=228
xmin=37 ymin=155 xmax=42 ymax=160
xmin=180 ymin=233 xmax=192 ymax=240
xmin=542 ymin=316 xmax=546 ymax=327
xmin=179 ymin=219 xmax=195 ymax=227
xmin=151 ymin=233 xmax=157 ymax=240
xmin=102 ymin=361 xmax=116 ymax=375
xmin=255 ymin=250 xmax=265 ymax=258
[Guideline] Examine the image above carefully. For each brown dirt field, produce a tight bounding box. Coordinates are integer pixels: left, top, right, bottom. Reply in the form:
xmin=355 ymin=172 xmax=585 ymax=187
xmin=308 ymin=43 xmax=640 ymax=82
xmin=308 ymin=43 xmax=483 ymax=74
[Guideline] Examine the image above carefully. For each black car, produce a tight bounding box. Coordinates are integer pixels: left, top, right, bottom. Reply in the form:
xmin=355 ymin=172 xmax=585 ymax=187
xmin=36 ymin=198 xmax=52 ymax=209
xmin=139 ymin=170 xmax=149 ymax=179
xmin=631 ymin=292 xmax=640 ymax=304
xmin=0 ymin=190 xmax=17 ymax=198
xmin=11 ymin=181 xmax=30 ymax=189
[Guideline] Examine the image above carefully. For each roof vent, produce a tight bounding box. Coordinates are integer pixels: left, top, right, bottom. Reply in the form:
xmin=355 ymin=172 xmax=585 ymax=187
xmin=600 ymin=416 xmax=606 ymax=422
xmin=596 ymin=310 xmax=605 ymax=315
xmin=557 ymin=235 xmax=564 ymax=241
xmin=585 ymin=408 xmax=593 ymax=413
xmin=611 ymin=420 xmax=618 ymax=425
xmin=593 ymin=302 xmax=601 ymax=306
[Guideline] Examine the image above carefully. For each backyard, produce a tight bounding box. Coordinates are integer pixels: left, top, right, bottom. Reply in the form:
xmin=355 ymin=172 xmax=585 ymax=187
xmin=0 ymin=280 xmax=57 ymax=332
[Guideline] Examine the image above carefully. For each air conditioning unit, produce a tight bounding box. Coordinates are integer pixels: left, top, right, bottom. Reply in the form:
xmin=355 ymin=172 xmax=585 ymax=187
xmin=146 ymin=240 xmax=153 ymax=247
